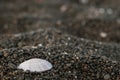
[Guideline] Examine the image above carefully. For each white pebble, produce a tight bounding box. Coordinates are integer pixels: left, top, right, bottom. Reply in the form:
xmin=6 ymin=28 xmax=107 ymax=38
xmin=68 ymin=37 xmax=71 ymax=40
xmin=38 ymin=44 xmax=43 ymax=47
xmin=65 ymin=43 xmax=68 ymax=45
xmin=100 ymin=32 xmax=107 ymax=38
xmin=60 ymin=5 xmax=68 ymax=12
xmin=75 ymin=76 xmax=77 ymax=79
xmin=18 ymin=58 xmax=52 ymax=72
xmin=31 ymin=46 xmax=38 ymax=49
xmin=48 ymin=52 xmax=51 ymax=55
xmin=63 ymin=52 xmax=68 ymax=55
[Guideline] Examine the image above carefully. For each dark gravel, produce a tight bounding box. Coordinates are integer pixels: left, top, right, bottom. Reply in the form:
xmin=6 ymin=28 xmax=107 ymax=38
xmin=0 ymin=28 xmax=120 ymax=80
xmin=0 ymin=0 xmax=120 ymax=80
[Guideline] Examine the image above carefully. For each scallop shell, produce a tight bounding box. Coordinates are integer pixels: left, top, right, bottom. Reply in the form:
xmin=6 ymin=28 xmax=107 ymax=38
xmin=18 ymin=58 xmax=52 ymax=72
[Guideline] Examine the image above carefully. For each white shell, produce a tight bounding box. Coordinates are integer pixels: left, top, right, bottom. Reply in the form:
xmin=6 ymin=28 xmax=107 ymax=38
xmin=18 ymin=58 xmax=52 ymax=72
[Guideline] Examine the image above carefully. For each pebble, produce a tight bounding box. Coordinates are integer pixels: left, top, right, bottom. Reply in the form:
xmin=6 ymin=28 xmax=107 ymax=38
xmin=60 ymin=5 xmax=68 ymax=12
xmin=0 ymin=20 xmax=120 ymax=80
xmin=107 ymin=8 xmax=113 ymax=15
xmin=38 ymin=44 xmax=43 ymax=47
xmin=3 ymin=51 xmax=9 ymax=57
xmin=0 ymin=51 xmax=3 ymax=57
xmin=80 ymin=0 xmax=89 ymax=4
xmin=8 ymin=62 xmax=16 ymax=69
xmin=104 ymin=74 xmax=110 ymax=80
xmin=99 ymin=8 xmax=105 ymax=14
xmin=100 ymin=32 xmax=107 ymax=38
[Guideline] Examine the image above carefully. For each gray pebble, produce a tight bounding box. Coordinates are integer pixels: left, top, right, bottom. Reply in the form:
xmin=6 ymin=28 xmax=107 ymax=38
xmin=104 ymin=74 xmax=110 ymax=80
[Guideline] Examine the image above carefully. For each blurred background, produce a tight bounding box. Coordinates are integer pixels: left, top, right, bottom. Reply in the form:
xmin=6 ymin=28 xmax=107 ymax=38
xmin=0 ymin=0 xmax=120 ymax=43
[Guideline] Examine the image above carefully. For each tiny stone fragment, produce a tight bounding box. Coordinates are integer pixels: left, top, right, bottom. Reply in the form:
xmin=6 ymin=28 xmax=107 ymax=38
xmin=104 ymin=74 xmax=110 ymax=80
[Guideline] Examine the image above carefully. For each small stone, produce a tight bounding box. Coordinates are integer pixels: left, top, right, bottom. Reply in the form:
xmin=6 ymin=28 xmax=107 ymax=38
xmin=100 ymin=32 xmax=107 ymax=38
xmin=96 ymin=73 xmax=100 ymax=78
xmin=56 ymin=20 xmax=62 ymax=25
xmin=66 ymin=63 xmax=71 ymax=67
xmin=18 ymin=42 xmax=25 ymax=47
xmin=0 ymin=66 xmax=3 ymax=69
xmin=18 ymin=75 xmax=24 ymax=80
xmin=0 ymin=52 xmax=3 ymax=57
xmin=76 ymin=57 xmax=79 ymax=59
xmin=8 ymin=62 xmax=16 ymax=69
xmin=60 ymin=5 xmax=68 ymax=12
xmin=31 ymin=46 xmax=37 ymax=49
xmin=112 ymin=61 xmax=117 ymax=63
xmin=80 ymin=0 xmax=89 ymax=4
xmin=65 ymin=43 xmax=68 ymax=45
xmin=107 ymin=8 xmax=113 ymax=15
xmin=75 ymin=76 xmax=77 ymax=78
xmin=68 ymin=71 xmax=71 ymax=73
xmin=48 ymin=52 xmax=51 ymax=55
xmin=22 ymin=46 xmax=37 ymax=49
xmin=68 ymin=37 xmax=71 ymax=40
xmin=99 ymin=8 xmax=105 ymax=14
xmin=63 ymin=52 xmax=68 ymax=55
xmin=104 ymin=74 xmax=110 ymax=80
xmin=3 ymin=51 xmax=9 ymax=57
xmin=38 ymin=44 xmax=43 ymax=47
xmin=117 ymin=19 xmax=120 ymax=24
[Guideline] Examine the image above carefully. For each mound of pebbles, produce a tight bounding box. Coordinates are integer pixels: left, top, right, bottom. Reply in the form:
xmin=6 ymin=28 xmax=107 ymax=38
xmin=0 ymin=28 xmax=120 ymax=80
xmin=56 ymin=19 xmax=120 ymax=43
xmin=0 ymin=0 xmax=120 ymax=79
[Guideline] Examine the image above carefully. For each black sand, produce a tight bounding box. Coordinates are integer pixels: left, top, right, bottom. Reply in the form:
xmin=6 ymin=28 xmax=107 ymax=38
xmin=0 ymin=0 xmax=120 ymax=80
